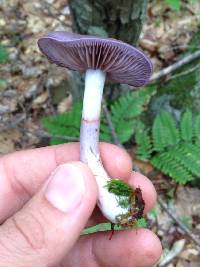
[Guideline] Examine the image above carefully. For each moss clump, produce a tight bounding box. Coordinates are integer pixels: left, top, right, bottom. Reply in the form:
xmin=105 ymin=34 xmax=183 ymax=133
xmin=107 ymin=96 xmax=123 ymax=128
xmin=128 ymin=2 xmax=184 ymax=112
xmin=105 ymin=179 xmax=133 ymax=197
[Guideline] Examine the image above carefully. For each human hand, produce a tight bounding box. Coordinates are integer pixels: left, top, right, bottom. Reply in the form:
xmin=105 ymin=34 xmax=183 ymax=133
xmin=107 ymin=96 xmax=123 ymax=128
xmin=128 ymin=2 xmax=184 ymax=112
xmin=0 ymin=143 xmax=162 ymax=267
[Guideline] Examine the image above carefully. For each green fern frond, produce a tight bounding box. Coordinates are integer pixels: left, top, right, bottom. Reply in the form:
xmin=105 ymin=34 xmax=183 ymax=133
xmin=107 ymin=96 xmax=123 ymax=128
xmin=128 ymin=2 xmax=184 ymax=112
xmin=150 ymin=141 xmax=200 ymax=184
xmin=180 ymin=110 xmax=193 ymax=141
xmin=111 ymin=86 xmax=155 ymax=119
xmin=50 ymin=138 xmax=67 ymax=145
xmin=160 ymin=111 xmax=180 ymax=145
xmin=110 ymin=86 xmax=156 ymax=143
xmin=151 ymin=151 xmax=193 ymax=184
xmin=152 ymin=114 xmax=166 ymax=152
xmin=137 ymin=85 xmax=156 ymax=101
xmin=135 ymin=122 xmax=152 ymax=160
xmin=42 ymin=103 xmax=82 ymax=141
xmin=181 ymin=143 xmax=200 ymax=160
xmin=111 ymin=92 xmax=142 ymax=122
xmin=195 ymin=114 xmax=200 ymax=140
xmin=135 ymin=109 xmax=200 ymax=184
xmin=100 ymin=119 xmax=113 ymax=141
xmin=195 ymin=140 xmax=200 ymax=149
xmin=152 ymin=111 xmax=180 ymax=152
xmin=170 ymin=144 xmax=200 ymax=178
xmin=100 ymin=116 xmax=134 ymax=143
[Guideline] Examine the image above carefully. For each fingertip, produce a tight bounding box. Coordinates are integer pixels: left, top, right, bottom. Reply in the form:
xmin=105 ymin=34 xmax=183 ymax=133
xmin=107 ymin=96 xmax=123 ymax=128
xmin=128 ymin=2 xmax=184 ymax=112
xmin=84 ymin=228 xmax=162 ymax=267
xmin=99 ymin=228 xmax=162 ymax=267
xmin=129 ymin=172 xmax=157 ymax=213
xmin=134 ymin=229 xmax=162 ymax=267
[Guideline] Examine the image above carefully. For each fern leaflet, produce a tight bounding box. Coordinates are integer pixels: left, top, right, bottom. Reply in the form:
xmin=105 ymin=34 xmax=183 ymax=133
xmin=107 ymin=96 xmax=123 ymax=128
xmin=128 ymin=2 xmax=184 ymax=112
xmin=152 ymin=111 xmax=179 ymax=152
xmin=136 ymin=109 xmax=200 ymax=184
xmin=170 ymin=144 xmax=200 ymax=178
xmin=135 ymin=122 xmax=152 ymax=160
xmin=42 ymin=103 xmax=82 ymax=144
xmin=151 ymin=151 xmax=193 ymax=184
xmin=108 ymin=85 xmax=156 ymax=143
xmin=195 ymin=114 xmax=200 ymax=140
xmin=180 ymin=110 xmax=193 ymax=141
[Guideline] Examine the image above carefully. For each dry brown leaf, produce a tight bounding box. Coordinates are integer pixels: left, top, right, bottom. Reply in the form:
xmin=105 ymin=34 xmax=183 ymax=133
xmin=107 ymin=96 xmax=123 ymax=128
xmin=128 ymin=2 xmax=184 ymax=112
xmin=0 ymin=130 xmax=21 ymax=155
xmin=180 ymin=246 xmax=199 ymax=261
xmin=57 ymin=94 xmax=72 ymax=113
xmin=140 ymin=39 xmax=158 ymax=52
xmin=33 ymin=91 xmax=48 ymax=106
xmin=174 ymin=186 xmax=200 ymax=218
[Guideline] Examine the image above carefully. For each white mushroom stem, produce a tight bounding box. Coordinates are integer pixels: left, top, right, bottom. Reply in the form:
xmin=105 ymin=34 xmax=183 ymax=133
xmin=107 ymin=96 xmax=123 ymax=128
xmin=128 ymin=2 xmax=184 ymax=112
xmin=80 ymin=69 xmax=129 ymax=223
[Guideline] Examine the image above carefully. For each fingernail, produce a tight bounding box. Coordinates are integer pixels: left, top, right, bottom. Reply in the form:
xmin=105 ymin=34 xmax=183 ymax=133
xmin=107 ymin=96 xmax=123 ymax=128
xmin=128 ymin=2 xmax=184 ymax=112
xmin=45 ymin=164 xmax=85 ymax=213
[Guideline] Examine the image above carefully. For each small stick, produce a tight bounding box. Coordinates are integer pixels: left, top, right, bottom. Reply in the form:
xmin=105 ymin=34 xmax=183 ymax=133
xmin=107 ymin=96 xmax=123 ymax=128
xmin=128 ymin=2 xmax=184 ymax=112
xmin=0 ymin=114 xmax=26 ymax=132
xmin=158 ymin=197 xmax=200 ymax=248
xmin=167 ymin=62 xmax=200 ymax=81
xmin=150 ymin=50 xmax=200 ymax=82
xmin=109 ymin=223 xmax=115 ymax=240
xmin=102 ymin=98 xmax=122 ymax=147
xmin=32 ymin=130 xmax=79 ymax=142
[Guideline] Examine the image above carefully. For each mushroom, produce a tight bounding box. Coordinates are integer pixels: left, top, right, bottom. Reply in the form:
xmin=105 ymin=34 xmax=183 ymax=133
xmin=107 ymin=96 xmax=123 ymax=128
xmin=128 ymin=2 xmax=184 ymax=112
xmin=38 ymin=32 xmax=152 ymax=226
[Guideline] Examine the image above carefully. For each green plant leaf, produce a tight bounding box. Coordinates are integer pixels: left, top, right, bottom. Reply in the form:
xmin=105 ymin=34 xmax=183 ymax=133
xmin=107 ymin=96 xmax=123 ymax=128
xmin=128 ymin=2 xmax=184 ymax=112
xmin=82 ymin=223 xmax=111 ymax=235
xmin=135 ymin=122 xmax=152 ymax=160
xmin=170 ymin=144 xmax=200 ymax=178
xmin=135 ymin=107 xmax=200 ymax=184
xmin=42 ymin=103 xmax=82 ymax=143
xmin=152 ymin=111 xmax=180 ymax=152
xmin=195 ymin=114 xmax=200 ymax=140
xmin=151 ymin=151 xmax=193 ymax=184
xmin=0 ymin=45 xmax=9 ymax=64
xmin=180 ymin=110 xmax=193 ymax=141
xmin=110 ymin=85 xmax=156 ymax=143
xmin=166 ymin=0 xmax=181 ymax=11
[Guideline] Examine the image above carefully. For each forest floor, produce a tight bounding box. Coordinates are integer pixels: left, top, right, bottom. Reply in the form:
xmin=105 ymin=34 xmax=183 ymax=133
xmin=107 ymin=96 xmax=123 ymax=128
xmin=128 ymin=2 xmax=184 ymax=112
xmin=0 ymin=0 xmax=200 ymax=266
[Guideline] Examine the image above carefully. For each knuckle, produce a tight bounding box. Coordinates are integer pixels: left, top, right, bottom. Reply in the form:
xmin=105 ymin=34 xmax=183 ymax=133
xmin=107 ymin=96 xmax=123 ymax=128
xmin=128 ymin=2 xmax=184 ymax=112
xmin=12 ymin=211 xmax=45 ymax=251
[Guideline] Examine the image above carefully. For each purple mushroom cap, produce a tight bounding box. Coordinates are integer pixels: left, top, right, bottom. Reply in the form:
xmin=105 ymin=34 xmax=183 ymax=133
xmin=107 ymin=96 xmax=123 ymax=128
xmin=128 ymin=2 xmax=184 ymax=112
xmin=38 ymin=31 xmax=153 ymax=87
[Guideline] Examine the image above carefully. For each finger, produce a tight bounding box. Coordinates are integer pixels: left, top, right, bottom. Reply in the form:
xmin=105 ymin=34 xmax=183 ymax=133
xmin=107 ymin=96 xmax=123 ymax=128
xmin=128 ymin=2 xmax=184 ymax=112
xmin=128 ymin=171 xmax=157 ymax=214
xmin=62 ymin=229 xmax=162 ymax=267
xmin=0 ymin=142 xmax=132 ymax=222
xmin=0 ymin=162 xmax=97 ymax=267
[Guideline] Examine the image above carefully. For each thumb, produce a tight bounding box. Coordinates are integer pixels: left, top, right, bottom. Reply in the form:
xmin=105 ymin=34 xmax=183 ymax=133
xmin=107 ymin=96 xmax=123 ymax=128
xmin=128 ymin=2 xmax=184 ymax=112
xmin=0 ymin=162 xmax=97 ymax=267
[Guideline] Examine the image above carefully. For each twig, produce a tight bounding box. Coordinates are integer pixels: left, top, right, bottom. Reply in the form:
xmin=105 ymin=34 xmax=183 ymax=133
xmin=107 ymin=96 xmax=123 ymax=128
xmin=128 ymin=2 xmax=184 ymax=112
xmin=28 ymin=130 xmax=79 ymax=142
xmin=0 ymin=114 xmax=26 ymax=132
xmin=168 ymin=62 xmax=200 ymax=81
xmin=102 ymin=98 xmax=122 ymax=147
xmin=41 ymin=2 xmax=71 ymax=28
xmin=158 ymin=197 xmax=200 ymax=248
xmin=102 ymin=98 xmax=200 ymax=248
xmin=158 ymin=44 xmax=200 ymax=52
xmin=150 ymin=50 xmax=200 ymax=82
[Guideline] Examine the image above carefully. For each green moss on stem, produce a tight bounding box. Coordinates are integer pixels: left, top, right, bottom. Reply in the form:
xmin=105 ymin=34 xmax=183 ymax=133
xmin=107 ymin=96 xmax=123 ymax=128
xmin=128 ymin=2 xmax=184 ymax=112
xmin=105 ymin=179 xmax=133 ymax=197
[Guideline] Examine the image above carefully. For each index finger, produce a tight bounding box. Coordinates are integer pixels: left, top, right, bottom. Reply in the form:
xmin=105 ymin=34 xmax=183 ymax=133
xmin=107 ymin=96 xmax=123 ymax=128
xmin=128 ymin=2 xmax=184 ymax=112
xmin=0 ymin=143 xmax=132 ymax=222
